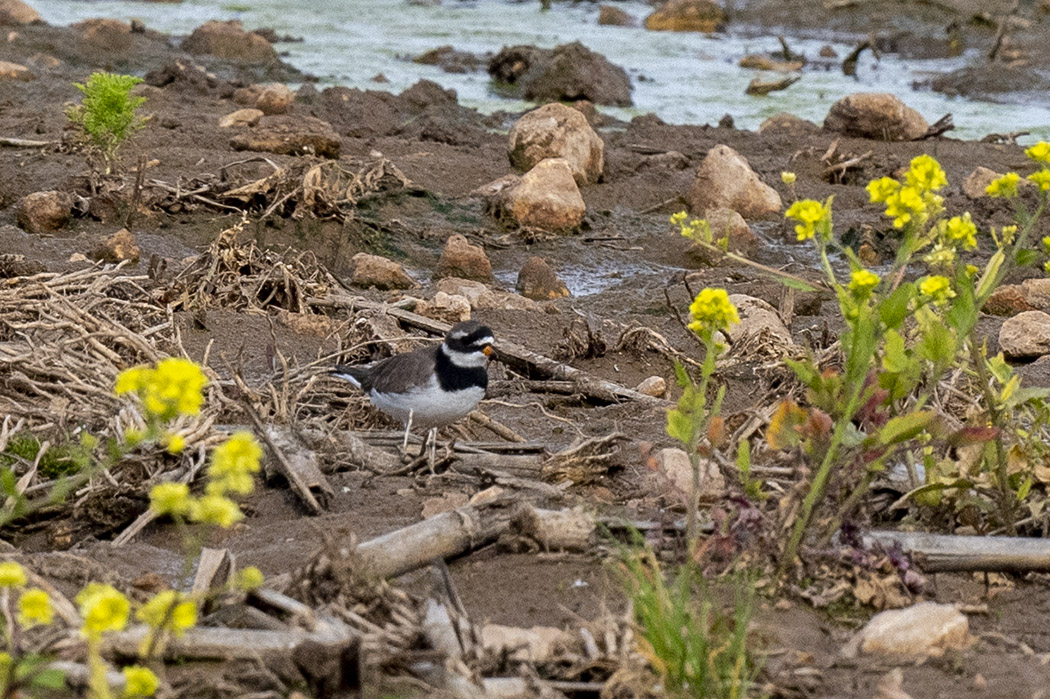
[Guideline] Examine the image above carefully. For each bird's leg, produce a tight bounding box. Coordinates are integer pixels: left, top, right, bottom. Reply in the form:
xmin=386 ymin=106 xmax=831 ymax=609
xmin=426 ymin=427 xmax=438 ymax=472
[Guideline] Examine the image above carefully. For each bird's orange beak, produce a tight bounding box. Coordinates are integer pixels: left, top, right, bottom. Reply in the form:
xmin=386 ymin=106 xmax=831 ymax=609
xmin=482 ymin=345 xmax=493 ymax=357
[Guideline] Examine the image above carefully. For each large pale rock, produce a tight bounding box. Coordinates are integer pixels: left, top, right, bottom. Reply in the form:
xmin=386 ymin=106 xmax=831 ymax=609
xmin=687 ymin=145 xmax=781 ymax=219
xmin=984 ymin=284 xmax=1032 ymax=316
xmin=963 ymin=166 xmax=1001 ymax=199
xmin=413 ymin=292 xmax=471 ymax=323
xmin=0 ymin=61 xmax=32 ymax=81
xmin=516 ymin=256 xmax=570 ymax=300
xmin=494 ymin=158 xmax=586 ymax=232
xmin=218 ymin=108 xmax=264 ymax=128
xmin=17 ymin=191 xmax=74 ymax=233
xmin=94 ymin=228 xmax=139 ymax=263
xmin=435 ymin=234 xmax=493 ymax=282
xmin=758 ymin=112 xmax=820 ymax=136
xmin=644 ymin=0 xmax=726 ymax=31
xmin=654 ymin=447 xmax=725 ymax=500
xmin=435 ymin=277 xmax=540 ymax=312
xmin=347 ymin=253 xmax=417 ymax=290
xmin=999 ymin=310 xmax=1050 ymax=359
xmin=73 ymin=18 xmax=133 ymax=53
xmin=182 ymin=20 xmax=278 ymax=64
xmin=229 ymin=115 xmax=340 ymax=158
xmin=1021 ymin=278 xmax=1050 ymax=312
xmin=508 ymin=102 xmax=604 ymax=185
xmin=0 ymin=0 xmax=41 ymax=25
xmin=843 ymin=602 xmax=972 ymax=658
xmin=636 ymin=376 xmax=666 ymax=397
xmin=727 ymin=294 xmax=793 ymax=346
xmin=488 ymin=42 xmax=632 ymax=107
xmin=686 ymin=207 xmax=760 ymax=265
xmin=256 ymin=83 xmax=294 ymax=115
xmin=823 ymin=93 xmax=929 ymax=141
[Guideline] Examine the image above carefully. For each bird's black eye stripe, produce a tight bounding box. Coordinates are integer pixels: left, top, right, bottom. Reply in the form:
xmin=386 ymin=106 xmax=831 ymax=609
xmin=449 ymin=326 xmax=493 ymax=349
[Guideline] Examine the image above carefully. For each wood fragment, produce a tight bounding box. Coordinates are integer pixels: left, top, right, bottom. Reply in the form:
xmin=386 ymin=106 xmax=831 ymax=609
xmin=244 ymin=408 xmax=325 ymax=514
xmin=105 ymin=623 xmax=356 ymax=661
xmin=0 ymin=136 xmax=54 ymax=148
xmin=262 ymin=424 xmax=334 ymax=508
xmin=865 ymin=530 xmax=1050 ymax=572
xmin=745 ymin=75 xmax=800 ymax=96
xmin=192 ymin=547 xmax=233 ymax=597
xmin=511 ymin=505 xmax=596 ymax=552
xmin=919 ymin=114 xmax=955 ymax=140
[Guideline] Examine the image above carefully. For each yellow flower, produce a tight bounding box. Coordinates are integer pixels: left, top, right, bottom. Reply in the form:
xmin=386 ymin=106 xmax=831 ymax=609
xmin=137 ymin=590 xmax=196 ymax=636
xmin=883 ymin=185 xmax=926 ymax=228
xmin=122 ymin=666 xmax=159 ymax=697
xmin=235 ymin=566 xmax=265 ymax=591
xmin=919 ymin=275 xmax=956 ymax=307
xmin=866 ymin=176 xmax=900 ymax=203
xmin=941 ymin=212 xmax=978 ymax=249
xmin=669 ymin=211 xmax=687 ymax=225
xmin=18 ymin=588 xmax=53 ymax=627
xmin=905 ymin=155 xmax=948 ymax=193
xmin=116 ymin=358 xmax=208 ymax=422
xmin=1043 ymin=236 xmax=1050 ymax=255
xmin=77 ymin=583 xmax=130 ymax=639
xmin=1000 ymin=225 xmax=1018 ymax=245
xmin=1025 ymin=141 xmax=1050 ymax=164
xmin=923 ymin=244 xmax=956 ymax=267
xmin=848 ymin=269 xmax=880 ymax=297
xmin=207 ymin=432 xmax=262 ymax=495
xmin=190 ymin=493 xmax=244 ymax=528
xmin=780 ymin=171 xmax=796 ymax=185
xmin=164 ymin=433 xmax=186 ymax=455
xmin=785 ymin=198 xmax=832 ymax=241
xmin=687 ymin=288 xmax=740 ymax=335
xmin=966 ymin=264 xmax=979 ymax=277
xmin=986 ymin=172 xmax=1020 ymax=198
xmin=149 ymin=482 xmax=192 ymax=518
xmin=0 ymin=561 xmax=26 ymax=588
xmin=1027 ymin=170 xmax=1050 ymax=192
xmin=124 ymin=429 xmax=145 ymax=447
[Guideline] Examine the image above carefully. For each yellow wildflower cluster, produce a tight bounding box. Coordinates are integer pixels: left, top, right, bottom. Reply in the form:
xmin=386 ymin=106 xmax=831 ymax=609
xmin=116 ymin=358 xmax=208 ymax=422
xmin=1027 ymin=141 xmax=1050 ymax=164
xmin=1025 ymin=141 xmax=1050 ymax=192
xmin=235 ymin=566 xmax=265 ymax=591
xmin=986 ymin=172 xmax=1020 ymax=198
xmin=137 ymin=590 xmax=196 ymax=637
xmin=848 ymin=269 xmax=880 ymax=298
xmin=0 ymin=561 xmax=26 ymax=587
xmin=669 ymin=211 xmax=712 ymax=243
xmin=867 ymin=155 xmax=947 ymax=229
xmin=122 ymin=666 xmax=159 ymax=697
xmin=780 ymin=171 xmax=797 ymax=185
xmin=148 ymin=431 xmax=261 ymax=528
xmin=0 ymin=562 xmax=55 ymax=629
xmin=941 ymin=213 xmax=977 ymax=249
xmin=785 ymin=198 xmax=833 ymax=241
xmin=919 ymin=275 xmax=956 ymax=307
xmin=687 ymin=288 xmax=740 ymax=335
xmin=76 ymin=583 xmax=130 ymax=640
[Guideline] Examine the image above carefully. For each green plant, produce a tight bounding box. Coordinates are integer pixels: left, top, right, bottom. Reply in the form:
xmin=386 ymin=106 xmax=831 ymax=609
xmin=619 ymin=547 xmax=759 ymax=698
xmin=66 ymin=72 xmax=148 ymax=174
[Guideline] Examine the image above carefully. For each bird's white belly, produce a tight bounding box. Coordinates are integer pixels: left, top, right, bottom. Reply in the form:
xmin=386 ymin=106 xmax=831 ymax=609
xmin=370 ymin=379 xmax=485 ymax=428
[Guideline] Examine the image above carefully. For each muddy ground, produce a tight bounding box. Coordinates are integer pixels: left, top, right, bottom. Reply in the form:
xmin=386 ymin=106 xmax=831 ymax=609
xmin=3 ymin=4 xmax=1050 ymax=698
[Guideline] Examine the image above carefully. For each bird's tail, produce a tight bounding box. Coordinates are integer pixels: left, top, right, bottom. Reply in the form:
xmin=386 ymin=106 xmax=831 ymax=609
xmin=330 ymin=365 xmax=367 ymax=390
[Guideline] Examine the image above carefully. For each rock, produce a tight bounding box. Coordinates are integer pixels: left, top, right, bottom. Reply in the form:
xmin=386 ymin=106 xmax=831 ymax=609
xmin=17 ymin=191 xmax=74 ymax=234
xmin=229 ymin=115 xmax=341 ymax=158
xmin=255 ymin=83 xmax=294 ymax=115
xmin=435 ymin=234 xmax=493 ymax=282
xmin=999 ymin=311 xmax=1050 ymax=359
xmin=516 ymin=256 xmax=570 ymax=300
xmin=843 ymin=602 xmax=972 ymax=658
xmin=435 ymin=278 xmax=540 ymax=312
xmin=347 ymin=253 xmax=417 ymax=290
xmin=639 ymin=150 xmax=689 ymax=170
xmin=471 ymin=173 xmax=521 ymax=199
xmin=727 ymin=294 xmax=793 ymax=346
xmin=598 ymin=5 xmax=637 ymax=26
xmin=26 ymin=53 xmax=61 ymax=70
xmin=233 ymin=85 xmax=262 ymax=105
xmin=686 ymin=207 xmax=760 ymax=265
xmin=0 ymin=60 xmax=32 ymax=81
xmin=488 ymin=42 xmax=632 ymax=107
xmin=413 ymin=45 xmax=484 ymax=74
xmin=182 ymin=20 xmax=278 ymax=65
xmin=275 ymin=309 xmax=340 ymax=338
xmin=654 ymin=447 xmax=725 ymax=499
xmin=687 ymin=145 xmax=782 ymax=219
xmin=1021 ymin=278 xmax=1050 ymax=312
xmin=984 ymin=284 xmax=1032 ymax=316
xmin=962 ymin=166 xmax=1008 ymax=199
xmin=0 ymin=0 xmax=40 ymax=25
xmin=144 ymin=59 xmax=222 ymax=94
xmin=636 ymin=376 xmax=666 ymax=397
xmin=72 ymin=18 xmax=133 ymax=54
xmin=644 ymin=0 xmax=726 ymax=32
xmin=493 ymin=158 xmax=586 ymax=232
xmin=218 ymin=108 xmax=264 ymax=128
xmin=414 ymin=292 xmax=471 ymax=323
xmin=823 ymin=93 xmax=929 ymax=141
xmin=94 ymin=228 xmax=140 ymax=263
xmin=481 ymin=624 xmax=573 ymax=663
xmin=508 ymin=102 xmax=604 ymax=185
xmin=739 ymin=55 xmax=803 ymax=72
xmin=759 ymin=113 xmax=820 ymax=137
xmin=819 ymin=44 xmax=838 ymax=58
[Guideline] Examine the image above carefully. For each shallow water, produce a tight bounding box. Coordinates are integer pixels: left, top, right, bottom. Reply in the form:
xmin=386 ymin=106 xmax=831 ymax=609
xmin=30 ymin=0 xmax=1050 ymax=141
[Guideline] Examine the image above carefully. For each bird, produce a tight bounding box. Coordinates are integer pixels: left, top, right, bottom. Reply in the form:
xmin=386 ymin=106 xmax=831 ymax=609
xmin=331 ymin=321 xmax=494 ymax=461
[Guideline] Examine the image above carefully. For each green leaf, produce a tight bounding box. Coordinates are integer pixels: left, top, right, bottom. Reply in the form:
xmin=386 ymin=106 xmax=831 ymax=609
xmin=918 ymin=320 xmax=956 ymax=365
xmin=779 ymin=277 xmax=821 ymax=293
xmin=736 ymin=439 xmax=751 ymax=474
xmin=881 ymin=330 xmax=909 ymax=373
xmin=1016 ymin=248 xmax=1039 ymax=267
xmin=666 ymin=409 xmax=693 ymax=444
xmin=672 ymin=361 xmax=690 ymax=389
xmin=906 ymin=479 xmax=975 ymax=507
xmin=879 ymin=411 xmax=938 ymax=446
xmin=1004 ymin=386 xmax=1050 ymax=410
xmin=976 ymin=250 xmax=1006 ymax=301
xmin=1017 ymin=476 xmax=1034 ymax=501
xmin=29 ymin=668 xmax=66 ymax=690
xmin=879 ymin=283 xmax=915 ymax=330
